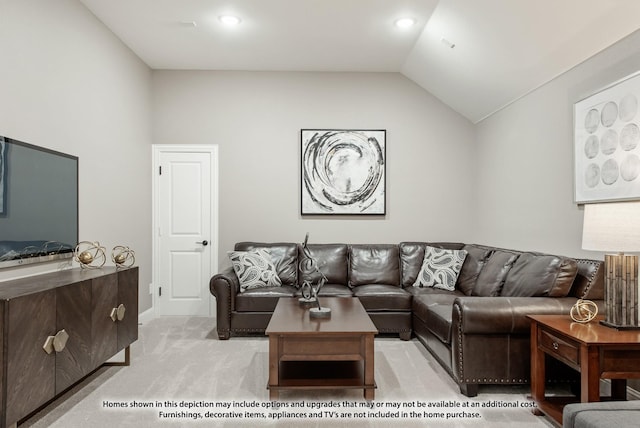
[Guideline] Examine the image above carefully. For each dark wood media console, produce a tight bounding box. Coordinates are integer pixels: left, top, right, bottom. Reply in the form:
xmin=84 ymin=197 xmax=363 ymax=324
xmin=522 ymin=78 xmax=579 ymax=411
xmin=0 ymin=267 xmax=138 ymax=428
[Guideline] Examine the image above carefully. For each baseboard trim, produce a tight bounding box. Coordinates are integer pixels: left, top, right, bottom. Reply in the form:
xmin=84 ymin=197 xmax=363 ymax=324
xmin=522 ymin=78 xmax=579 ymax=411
xmin=138 ymin=307 xmax=155 ymax=325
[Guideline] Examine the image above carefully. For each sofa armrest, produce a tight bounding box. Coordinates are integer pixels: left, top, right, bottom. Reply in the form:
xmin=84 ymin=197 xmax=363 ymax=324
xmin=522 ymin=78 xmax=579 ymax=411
xmin=452 ymin=296 xmax=583 ymax=335
xmin=209 ymin=267 xmax=240 ymax=339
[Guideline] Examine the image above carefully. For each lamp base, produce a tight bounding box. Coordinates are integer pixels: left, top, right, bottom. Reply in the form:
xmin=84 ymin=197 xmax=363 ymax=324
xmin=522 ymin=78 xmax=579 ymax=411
xmin=599 ymin=319 xmax=640 ymax=330
xmin=602 ymin=253 xmax=639 ymax=329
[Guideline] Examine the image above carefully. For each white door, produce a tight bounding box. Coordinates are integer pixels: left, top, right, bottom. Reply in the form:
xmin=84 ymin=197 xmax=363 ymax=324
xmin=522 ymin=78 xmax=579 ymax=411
xmin=153 ymin=145 xmax=218 ymax=316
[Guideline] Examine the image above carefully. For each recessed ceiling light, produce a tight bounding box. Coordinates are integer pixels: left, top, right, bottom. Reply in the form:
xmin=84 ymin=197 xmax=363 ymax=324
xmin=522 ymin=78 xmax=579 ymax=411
xmin=395 ymin=18 xmax=416 ymax=29
xmin=219 ymin=15 xmax=241 ymax=26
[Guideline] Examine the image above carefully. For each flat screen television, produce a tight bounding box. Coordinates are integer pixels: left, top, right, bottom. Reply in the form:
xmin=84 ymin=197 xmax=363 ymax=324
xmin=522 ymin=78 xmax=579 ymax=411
xmin=0 ymin=135 xmax=78 ymax=268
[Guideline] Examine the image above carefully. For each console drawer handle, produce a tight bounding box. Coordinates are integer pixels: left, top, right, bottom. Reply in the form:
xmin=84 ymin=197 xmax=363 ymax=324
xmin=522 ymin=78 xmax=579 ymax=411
xmin=43 ymin=335 xmax=55 ymax=354
xmin=117 ymin=304 xmax=126 ymax=321
xmin=53 ymin=329 xmax=69 ymax=353
xmin=42 ymin=329 xmax=70 ymax=353
xmin=110 ymin=304 xmax=126 ymax=321
xmin=552 ymin=342 xmax=559 ymax=350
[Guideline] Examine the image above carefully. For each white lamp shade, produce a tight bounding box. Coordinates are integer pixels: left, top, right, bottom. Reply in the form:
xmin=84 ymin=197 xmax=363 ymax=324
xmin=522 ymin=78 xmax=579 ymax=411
xmin=582 ymin=201 xmax=640 ymax=252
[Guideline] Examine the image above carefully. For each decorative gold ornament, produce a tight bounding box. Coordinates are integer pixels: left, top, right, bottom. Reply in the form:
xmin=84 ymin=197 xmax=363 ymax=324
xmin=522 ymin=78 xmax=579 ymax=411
xmin=74 ymin=241 xmax=106 ymax=269
xmin=570 ymin=299 xmax=598 ymax=323
xmin=111 ymin=246 xmax=135 ymax=268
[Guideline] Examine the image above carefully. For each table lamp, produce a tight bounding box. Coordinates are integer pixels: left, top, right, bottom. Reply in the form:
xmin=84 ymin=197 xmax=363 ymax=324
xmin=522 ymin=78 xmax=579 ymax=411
xmin=582 ymin=201 xmax=640 ymax=329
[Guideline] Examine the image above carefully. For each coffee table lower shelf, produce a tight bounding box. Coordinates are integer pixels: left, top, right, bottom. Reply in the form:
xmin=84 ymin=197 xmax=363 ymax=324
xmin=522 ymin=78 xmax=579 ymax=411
xmin=268 ymin=360 xmax=376 ymax=395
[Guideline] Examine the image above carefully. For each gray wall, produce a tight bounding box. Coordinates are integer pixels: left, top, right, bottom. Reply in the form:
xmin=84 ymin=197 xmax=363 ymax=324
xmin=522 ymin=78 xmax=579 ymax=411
xmin=152 ymin=71 xmax=476 ymax=269
xmin=2 ymin=0 xmax=639 ymax=315
xmin=0 ymin=0 xmax=153 ymax=312
xmin=475 ymin=29 xmax=640 ymax=259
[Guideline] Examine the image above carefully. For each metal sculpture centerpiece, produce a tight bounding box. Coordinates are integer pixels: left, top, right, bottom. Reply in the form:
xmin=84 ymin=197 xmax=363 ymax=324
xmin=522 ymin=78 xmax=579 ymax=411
xmin=74 ymin=241 xmax=106 ymax=269
xmin=112 ymin=245 xmax=135 ymax=268
xmin=298 ymin=233 xmax=331 ymax=318
xmin=570 ymin=299 xmax=598 ymax=323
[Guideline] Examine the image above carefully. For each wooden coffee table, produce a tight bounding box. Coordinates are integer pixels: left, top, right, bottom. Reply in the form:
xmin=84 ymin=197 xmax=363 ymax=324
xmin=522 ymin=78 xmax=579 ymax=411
xmin=265 ymin=297 xmax=378 ymax=400
xmin=528 ymin=314 xmax=640 ymax=425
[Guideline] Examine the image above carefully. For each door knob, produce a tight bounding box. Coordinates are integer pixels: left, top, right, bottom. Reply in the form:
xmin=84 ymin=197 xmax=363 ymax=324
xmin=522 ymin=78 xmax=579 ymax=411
xmin=196 ymin=240 xmax=208 ymax=246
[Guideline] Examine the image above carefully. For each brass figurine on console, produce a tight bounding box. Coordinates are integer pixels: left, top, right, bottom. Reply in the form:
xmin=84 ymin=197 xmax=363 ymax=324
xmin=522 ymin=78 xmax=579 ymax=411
xmin=299 ymin=233 xmax=331 ymax=318
xmin=74 ymin=241 xmax=106 ymax=269
xmin=112 ymin=245 xmax=135 ymax=268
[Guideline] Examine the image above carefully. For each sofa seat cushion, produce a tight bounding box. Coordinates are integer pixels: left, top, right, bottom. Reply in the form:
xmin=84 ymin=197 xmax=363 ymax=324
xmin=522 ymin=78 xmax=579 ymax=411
xmin=352 ymin=284 xmax=411 ymax=311
xmin=235 ymin=286 xmax=298 ymax=312
xmin=295 ymin=283 xmax=353 ymax=297
xmin=501 ymin=253 xmax=578 ymax=297
xmin=426 ymin=304 xmax=453 ymax=345
xmin=405 ymin=286 xmax=464 ymax=298
xmin=412 ymin=295 xmax=454 ymax=344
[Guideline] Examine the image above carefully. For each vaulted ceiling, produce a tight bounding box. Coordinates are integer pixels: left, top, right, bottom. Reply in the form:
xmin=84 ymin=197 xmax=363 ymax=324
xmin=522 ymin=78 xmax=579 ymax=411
xmin=80 ymin=0 xmax=640 ymax=123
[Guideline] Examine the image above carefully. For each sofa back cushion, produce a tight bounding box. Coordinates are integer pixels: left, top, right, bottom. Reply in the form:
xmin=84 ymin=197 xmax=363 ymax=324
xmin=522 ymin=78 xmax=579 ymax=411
xmin=298 ymin=243 xmax=348 ymax=285
xmin=456 ymin=245 xmax=493 ymax=295
xmin=472 ymin=249 xmax=520 ymax=296
xmin=399 ymin=242 xmax=465 ymax=287
xmin=235 ymin=242 xmax=298 ymax=286
xmin=349 ymin=244 xmax=400 ymax=287
xmin=500 ymin=253 xmax=578 ymax=297
xmin=569 ymin=258 xmax=605 ymax=300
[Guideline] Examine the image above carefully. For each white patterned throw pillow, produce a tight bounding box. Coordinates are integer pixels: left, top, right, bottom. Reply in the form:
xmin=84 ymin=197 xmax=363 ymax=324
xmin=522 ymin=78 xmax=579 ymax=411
xmin=413 ymin=246 xmax=468 ymax=291
xmin=228 ymin=249 xmax=282 ymax=292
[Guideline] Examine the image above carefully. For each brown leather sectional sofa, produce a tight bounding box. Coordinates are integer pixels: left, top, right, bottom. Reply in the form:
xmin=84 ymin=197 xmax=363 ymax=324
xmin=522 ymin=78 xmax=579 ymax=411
xmin=209 ymin=241 xmax=604 ymax=396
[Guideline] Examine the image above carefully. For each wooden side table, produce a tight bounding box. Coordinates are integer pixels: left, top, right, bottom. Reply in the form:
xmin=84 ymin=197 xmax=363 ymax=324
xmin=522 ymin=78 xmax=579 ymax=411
xmin=528 ymin=314 xmax=640 ymax=425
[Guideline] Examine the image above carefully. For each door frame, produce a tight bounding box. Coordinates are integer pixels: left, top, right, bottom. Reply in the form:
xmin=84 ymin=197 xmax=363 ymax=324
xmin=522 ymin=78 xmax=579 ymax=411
xmin=151 ymin=144 xmax=219 ymax=318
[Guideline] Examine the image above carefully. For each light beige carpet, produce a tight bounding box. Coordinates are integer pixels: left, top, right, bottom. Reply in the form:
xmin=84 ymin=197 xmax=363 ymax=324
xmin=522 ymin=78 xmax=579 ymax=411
xmin=22 ymin=317 xmax=554 ymax=427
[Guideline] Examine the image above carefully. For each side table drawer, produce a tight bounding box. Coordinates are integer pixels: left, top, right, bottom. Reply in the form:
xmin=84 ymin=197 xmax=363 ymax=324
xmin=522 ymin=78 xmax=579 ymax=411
xmin=539 ymin=328 xmax=579 ymax=368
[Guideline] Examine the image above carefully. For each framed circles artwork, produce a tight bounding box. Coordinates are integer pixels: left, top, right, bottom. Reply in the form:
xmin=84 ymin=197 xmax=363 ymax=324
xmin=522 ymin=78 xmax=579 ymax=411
xmin=574 ymin=71 xmax=640 ymax=203
xmin=0 ymin=138 xmax=6 ymax=215
xmin=301 ymin=129 xmax=386 ymax=215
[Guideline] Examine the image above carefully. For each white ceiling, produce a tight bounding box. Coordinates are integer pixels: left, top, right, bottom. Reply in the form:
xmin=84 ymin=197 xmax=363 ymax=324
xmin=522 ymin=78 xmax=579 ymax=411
xmin=80 ymin=0 xmax=640 ymax=123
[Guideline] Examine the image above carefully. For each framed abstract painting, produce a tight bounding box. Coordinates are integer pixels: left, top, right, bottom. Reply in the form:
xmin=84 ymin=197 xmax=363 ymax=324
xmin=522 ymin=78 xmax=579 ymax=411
xmin=301 ymin=129 xmax=386 ymax=215
xmin=574 ymin=71 xmax=640 ymax=203
xmin=0 ymin=139 xmax=6 ymax=215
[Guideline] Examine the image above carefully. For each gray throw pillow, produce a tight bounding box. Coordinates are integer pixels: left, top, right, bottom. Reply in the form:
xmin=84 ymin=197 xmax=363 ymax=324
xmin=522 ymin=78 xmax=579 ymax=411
xmin=413 ymin=246 xmax=468 ymax=291
xmin=228 ymin=249 xmax=282 ymax=292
